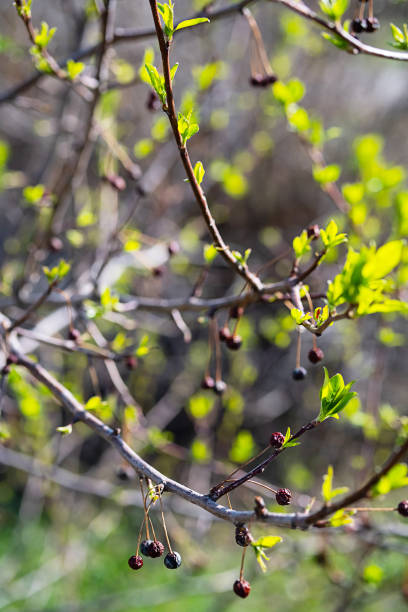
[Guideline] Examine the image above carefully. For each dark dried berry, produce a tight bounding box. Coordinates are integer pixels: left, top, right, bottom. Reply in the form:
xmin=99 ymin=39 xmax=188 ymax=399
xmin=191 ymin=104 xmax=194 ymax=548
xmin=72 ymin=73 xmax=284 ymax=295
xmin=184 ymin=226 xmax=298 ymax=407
xmin=140 ymin=540 xmax=153 ymax=556
xmin=128 ymin=555 xmax=143 ymax=570
xmin=147 ymin=540 xmax=165 ymax=558
xmin=276 ymin=488 xmax=292 ymax=506
xmin=250 ymin=74 xmax=264 ymax=87
xmin=164 ymin=551 xmax=182 ymax=569
xmin=233 ymin=579 xmax=251 ymax=598
xmin=292 ymin=367 xmax=307 ymax=381
xmin=146 ymin=91 xmax=160 ymax=112
xmin=152 ymin=266 xmax=164 ymax=278
xmin=219 ymin=327 xmax=231 ymax=343
xmin=351 ymin=18 xmax=364 ymax=33
xmin=125 ymin=355 xmax=138 ymax=370
xmin=201 ymin=375 xmax=215 ymax=390
xmin=1 ymin=365 xmax=10 ymax=375
xmin=307 ymin=224 xmax=320 ymax=240
xmin=270 ymin=431 xmax=285 ymax=449
xmin=6 ymin=354 xmax=18 ymax=366
xmin=214 ymin=380 xmax=227 ymax=395
xmin=366 ymin=17 xmax=379 ymax=32
xmin=49 ymin=236 xmax=63 ymax=252
xmin=397 ymin=500 xmax=408 ymax=517
xmin=229 ymin=305 xmax=244 ymax=319
xmin=167 ymin=240 xmax=180 ymax=256
xmin=68 ymin=328 xmax=81 ymax=341
xmin=308 ymin=348 xmax=324 ymax=364
xmin=235 ymin=525 xmax=253 ymax=547
xmin=226 ymin=335 xmax=242 ymax=351
xmin=116 ymin=465 xmax=135 ymax=481
xmin=105 ymin=173 xmax=126 ymax=191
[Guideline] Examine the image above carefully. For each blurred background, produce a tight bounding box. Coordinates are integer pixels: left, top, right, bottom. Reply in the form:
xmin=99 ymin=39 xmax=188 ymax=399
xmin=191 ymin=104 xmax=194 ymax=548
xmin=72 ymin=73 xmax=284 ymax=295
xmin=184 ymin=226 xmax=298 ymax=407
xmin=0 ymin=0 xmax=408 ymax=610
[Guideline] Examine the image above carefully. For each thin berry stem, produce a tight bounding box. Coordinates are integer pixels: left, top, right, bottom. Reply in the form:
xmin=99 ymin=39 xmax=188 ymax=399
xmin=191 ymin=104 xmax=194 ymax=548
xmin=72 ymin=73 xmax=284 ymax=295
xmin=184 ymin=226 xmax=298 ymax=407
xmin=159 ymin=492 xmax=173 ymax=553
xmin=239 ymin=546 xmax=247 ymax=581
xmin=296 ymin=327 xmax=302 ymax=369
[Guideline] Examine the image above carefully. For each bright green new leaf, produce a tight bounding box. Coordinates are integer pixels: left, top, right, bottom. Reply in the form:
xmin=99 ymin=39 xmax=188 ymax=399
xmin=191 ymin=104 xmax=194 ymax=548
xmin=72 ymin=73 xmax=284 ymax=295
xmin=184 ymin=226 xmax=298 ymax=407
xmin=66 ymin=59 xmax=85 ymax=80
xmin=282 ymin=426 xmax=300 ymax=448
xmin=194 ymin=161 xmax=205 ymax=185
xmin=313 ymin=164 xmax=341 ymax=185
xmin=56 ymin=424 xmax=72 ymax=435
xmin=371 ymin=463 xmax=408 ymax=496
xmin=318 ymin=367 xmax=357 ymax=422
xmin=135 ymin=334 xmax=150 ymax=357
xmin=145 ymin=63 xmax=166 ymax=104
xmin=23 ymin=184 xmax=45 ymax=204
xmin=320 ymin=219 xmax=348 ymax=250
xmin=157 ymin=1 xmax=174 ymax=39
xmin=34 ymin=22 xmax=56 ymax=49
xmin=321 ymin=465 xmax=349 ymax=502
xmin=43 ymin=259 xmax=70 ymax=283
xmin=292 ymin=229 xmax=311 ymax=259
xmin=203 ymin=243 xmax=217 ymax=264
xmin=252 ymin=536 xmax=282 ymax=548
xmin=290 ymin=308 xmax=312 ymax=325
xmin=175 ymin=17 xmax=210 ymax=32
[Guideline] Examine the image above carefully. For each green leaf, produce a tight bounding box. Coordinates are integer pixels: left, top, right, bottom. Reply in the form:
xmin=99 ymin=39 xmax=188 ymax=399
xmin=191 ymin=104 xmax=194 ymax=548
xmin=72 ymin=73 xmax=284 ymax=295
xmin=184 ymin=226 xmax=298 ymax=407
xmin=194 ymin=161 xmax=205 ymax=185
xmin=175 ymin=17 xmax=210 ymax=32
xmin=364 ymin=240 xmax=403 ymax=280
xmin=157 ymin=1 xmax=174 ymax=39
xmin=318 ymin=368 xmax=357 ymax=422
xmin=34 ymin=22 xmax=56 ymax=49
xmin=322 ymin=465 xmax=349 ymax=502
xmin=135 ymin=334 xmax=150 ymax=357
xmin=328 ymin=509 xmax=355 ymax=527
xmin=23 ymin=184 xmax=45 ymax=204
xmin=292 ymin=229 xmax=311 ymax=259
xmin=145 ymin=63 xmax=166 ymax=104
xmin=313 ymin=164 xmax=341 ymax=185
xmin=320 ymin=219 xmax=348 ymax=250
xmin=290 ymin=308 xmax=312 ymax=325
xmin=170 ymin=63 xmax=179 ymax=82
xmin=42 ymin=259 xmax=70 ymax=283
xmin=372 ymin=463 xmax=408 ymax=496
xmin=56 ymin=424 xmax=72 ymax=435
xmin=203 ymin=243 xmax=217 ymax=263
xmin=178 ymin=111 xmax=199 ymax=146
xmin=252 ymin=536 xmax=282 ymax=548
xmin=66 ymin=59 xmax=85 ymax=80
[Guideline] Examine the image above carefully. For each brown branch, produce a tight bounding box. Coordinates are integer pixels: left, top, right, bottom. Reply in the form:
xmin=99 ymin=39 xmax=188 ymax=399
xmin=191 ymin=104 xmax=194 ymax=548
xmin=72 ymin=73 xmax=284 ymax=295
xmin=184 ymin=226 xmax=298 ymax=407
xmin=148 ymin=0 xmax=263 ymax=292
xmin=209 ymin=421 xmax=319 ymax=500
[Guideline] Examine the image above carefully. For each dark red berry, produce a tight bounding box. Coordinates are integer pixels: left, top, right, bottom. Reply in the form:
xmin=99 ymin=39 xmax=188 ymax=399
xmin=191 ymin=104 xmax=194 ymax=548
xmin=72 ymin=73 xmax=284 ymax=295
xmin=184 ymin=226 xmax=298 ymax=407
xmin=147 ymin=540 xmax=165 ymax=558
xmin=201 ymin=375 xmax=215 ymax=390
xmin=105 ymin=173 xmax=126 ymax=191
xmin=6 ymin=354 xmax=18 ymax=366
xmin=116 ymin=465 xmax=135 ymax=481
xmin=229 ymin=305 xmax=244 ymax=319
xmin=307 ymin=224 xmax=320 ymax=240
xmin=235 ymin=525 xmax=253 ymax=547
xmin=292 ymin=367 xmax=307 ymax=381
xmin=140 ymin=540 xmax=153 ymax=556
xmin=164 ymin=551 xmax=182 ymax=569
xmin=233 ymin=579 xmax=251 ymax=598
xmin=125 ymin=355 xmax=138 ymax=370
xmin=250 ymin=74 xmax=263 ymax=87
xmin=270 ymin=431 xmax=285 ymax=449
xmin=214 ymin=380 xmax=227 ymax=395
xmin=226 ymin=335 xmax=242 ymax=351
xmin=397 ymin=500 xmax=408 ymax=517
xmin=68 ymin=328 xmax=81 ymax=341
xmin=146 ymin=91 xmax=160 ymax=112
xmin=167 ymin=241 xmax=180 ymax=256
xmin=308 ymin=348 xmax=324 ymax=364
xmin=1 ymin=365 xmax=10 ymax=375
xmin=128 ymin=555 xmax=143 ymax=570
xmin=276 ymin=488 xmax=291 ymax=506
xmin=366 ymin=17 xmax=379 ymax=32
xmin=49 ymin=236 xmax=63 ymax=252
xmin=351 ymin=18 xmax=364 ymax=33
xmin=219 ymin=327 xmax=231 ymax=343
xmin=152 ymin=266 xmax=164 ymax=277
